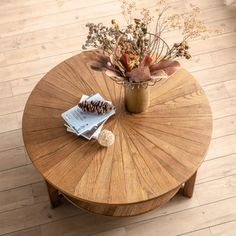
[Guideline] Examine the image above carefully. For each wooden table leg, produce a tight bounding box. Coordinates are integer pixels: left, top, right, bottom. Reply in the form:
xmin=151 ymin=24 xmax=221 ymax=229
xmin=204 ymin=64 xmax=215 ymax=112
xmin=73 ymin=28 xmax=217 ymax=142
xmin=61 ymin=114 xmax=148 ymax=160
xmin=182 ymin=171 xmax=197 ymax=198
xmin=45 ymin=180 xmax=61 ymax=208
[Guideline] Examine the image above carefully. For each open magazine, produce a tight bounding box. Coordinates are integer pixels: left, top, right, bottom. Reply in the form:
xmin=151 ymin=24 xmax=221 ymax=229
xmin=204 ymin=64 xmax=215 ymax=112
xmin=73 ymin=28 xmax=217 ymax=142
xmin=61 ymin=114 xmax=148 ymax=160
xmin=61 ymin=93 xmax=115 ymax=140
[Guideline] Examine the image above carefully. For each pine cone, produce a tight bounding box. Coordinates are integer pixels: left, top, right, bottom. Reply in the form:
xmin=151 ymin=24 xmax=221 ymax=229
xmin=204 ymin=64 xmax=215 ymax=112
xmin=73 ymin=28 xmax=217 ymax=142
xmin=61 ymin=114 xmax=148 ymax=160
xmin=78 ymin=100 xmax=114 ymax=115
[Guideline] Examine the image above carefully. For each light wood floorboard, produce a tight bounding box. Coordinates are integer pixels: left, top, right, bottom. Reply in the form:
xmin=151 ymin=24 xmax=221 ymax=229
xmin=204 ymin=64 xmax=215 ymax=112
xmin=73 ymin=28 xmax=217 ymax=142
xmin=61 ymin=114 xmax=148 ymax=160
xmin=0 ymin=0 xmax=236 ymax=235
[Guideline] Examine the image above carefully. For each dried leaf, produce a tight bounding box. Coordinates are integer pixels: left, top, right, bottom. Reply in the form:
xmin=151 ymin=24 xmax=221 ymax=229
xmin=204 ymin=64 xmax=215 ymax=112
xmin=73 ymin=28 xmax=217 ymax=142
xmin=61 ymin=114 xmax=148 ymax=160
xmin=127 ymin=65 xmax=151 ymax=82
xmin=120 ymin=54 xmax=132 ymax=72
xmin=105 ymin=69 xmax=125 ymax=81
xmin=150 ymin=69 xmax=168 ymax=79
xmin=150 ymin=60 xmax=181 ymax=76
xmin=140 ymin=55 xmax=153 ymax=66
xmin=91 ymin=53 xmax=110 ymax=70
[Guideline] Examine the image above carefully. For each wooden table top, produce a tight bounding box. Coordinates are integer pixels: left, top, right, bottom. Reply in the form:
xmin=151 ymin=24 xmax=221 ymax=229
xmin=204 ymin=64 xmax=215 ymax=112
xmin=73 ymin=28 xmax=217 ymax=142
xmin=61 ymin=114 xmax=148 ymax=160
xmin=22 ymin=50 xmax=212 ymax=205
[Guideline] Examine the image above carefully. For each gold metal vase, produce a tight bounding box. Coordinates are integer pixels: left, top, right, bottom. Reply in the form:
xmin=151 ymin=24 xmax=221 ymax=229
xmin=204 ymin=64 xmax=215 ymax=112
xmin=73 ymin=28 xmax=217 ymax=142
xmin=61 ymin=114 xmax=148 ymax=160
xmin=124 ymin=83 xmax=150 ymax=113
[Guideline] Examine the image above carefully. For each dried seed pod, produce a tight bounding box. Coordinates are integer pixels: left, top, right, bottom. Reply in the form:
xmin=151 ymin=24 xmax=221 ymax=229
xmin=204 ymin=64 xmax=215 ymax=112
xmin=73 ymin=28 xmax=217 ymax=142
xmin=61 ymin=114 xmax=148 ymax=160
xmin=97 ymin=129 xmax=115 ymax=147
xmin=134 ymin=18 xmax=141 ymax=25
xmin=78 ymin=100 xmax=114 ymax=115
xmin=185 ymin=53 xmax=191 ymax=59
xmin=111 ymin=19 xmax=117 ymax=25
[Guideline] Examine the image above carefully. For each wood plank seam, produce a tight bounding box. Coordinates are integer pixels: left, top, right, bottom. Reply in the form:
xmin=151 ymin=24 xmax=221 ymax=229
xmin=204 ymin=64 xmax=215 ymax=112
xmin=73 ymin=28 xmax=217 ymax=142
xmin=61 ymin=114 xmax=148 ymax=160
xmin=0 ymin=0 xmax=235 ymax=234
xmin=38 ymin=196 xmax=236 ymax=234
xmin=1 ymin=190 xmax=235 ymax=235
xmin=1 ymin=31 xmax=236 ymax=69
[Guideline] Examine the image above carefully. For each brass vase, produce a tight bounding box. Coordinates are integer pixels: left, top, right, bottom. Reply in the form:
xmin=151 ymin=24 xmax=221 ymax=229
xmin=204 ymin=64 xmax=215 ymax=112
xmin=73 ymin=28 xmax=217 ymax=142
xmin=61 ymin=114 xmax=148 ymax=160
xmin=124 ymin=83 xmax=150 ymax=113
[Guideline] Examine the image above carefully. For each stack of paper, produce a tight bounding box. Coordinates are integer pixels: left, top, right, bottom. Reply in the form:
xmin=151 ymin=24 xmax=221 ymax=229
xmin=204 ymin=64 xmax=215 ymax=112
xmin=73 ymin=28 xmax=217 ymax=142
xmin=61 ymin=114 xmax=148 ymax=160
xmin=61 ymin=93 xmax=115 ymax=140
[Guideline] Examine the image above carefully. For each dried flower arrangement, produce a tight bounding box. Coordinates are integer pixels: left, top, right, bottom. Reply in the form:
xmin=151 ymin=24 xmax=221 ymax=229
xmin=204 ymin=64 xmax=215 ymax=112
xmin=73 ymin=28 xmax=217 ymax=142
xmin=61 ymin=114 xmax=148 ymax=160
xmin=82 ymin=0 xmax=219 ymax=112
xmin=83 ymin=1 xmax=217 ymax=84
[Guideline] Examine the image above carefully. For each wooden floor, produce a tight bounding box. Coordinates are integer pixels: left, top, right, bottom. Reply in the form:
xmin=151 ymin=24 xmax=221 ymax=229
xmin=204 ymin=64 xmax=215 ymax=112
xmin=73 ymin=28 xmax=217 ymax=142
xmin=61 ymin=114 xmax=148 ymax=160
xmin=0 ymin=0 xmax=236 ymax=235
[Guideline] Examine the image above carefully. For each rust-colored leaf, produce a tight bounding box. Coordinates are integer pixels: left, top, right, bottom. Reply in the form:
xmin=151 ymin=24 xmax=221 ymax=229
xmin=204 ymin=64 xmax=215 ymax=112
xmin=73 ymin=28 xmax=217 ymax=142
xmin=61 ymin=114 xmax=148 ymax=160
xmin=150 ymin=60 xmax=181 ymax=76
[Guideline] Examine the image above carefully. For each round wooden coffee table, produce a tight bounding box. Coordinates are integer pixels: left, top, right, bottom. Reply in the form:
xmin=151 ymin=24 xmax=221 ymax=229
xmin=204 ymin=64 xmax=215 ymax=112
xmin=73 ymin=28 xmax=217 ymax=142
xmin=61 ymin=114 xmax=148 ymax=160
xmin=22 ymin=50 xmax=212 ymax=217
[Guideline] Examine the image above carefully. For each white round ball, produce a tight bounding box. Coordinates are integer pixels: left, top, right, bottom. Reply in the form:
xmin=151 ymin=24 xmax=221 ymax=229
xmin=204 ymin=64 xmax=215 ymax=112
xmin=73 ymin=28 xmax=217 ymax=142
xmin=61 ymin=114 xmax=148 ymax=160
xmin=97 ymin=129 xmax=115 ymax=147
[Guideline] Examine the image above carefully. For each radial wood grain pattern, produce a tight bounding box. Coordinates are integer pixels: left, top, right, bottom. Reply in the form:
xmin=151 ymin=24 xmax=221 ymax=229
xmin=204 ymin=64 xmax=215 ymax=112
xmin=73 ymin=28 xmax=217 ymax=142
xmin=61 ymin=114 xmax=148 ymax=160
xmin=22 ymin=50 xmax=212 ymax=216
